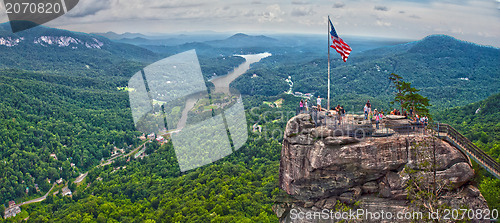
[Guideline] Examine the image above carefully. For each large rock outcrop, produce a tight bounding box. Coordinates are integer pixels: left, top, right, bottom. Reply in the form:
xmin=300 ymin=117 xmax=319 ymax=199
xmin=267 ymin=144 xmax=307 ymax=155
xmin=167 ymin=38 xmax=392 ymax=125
xmin=275 ymin=114 xmax=489 ymax=223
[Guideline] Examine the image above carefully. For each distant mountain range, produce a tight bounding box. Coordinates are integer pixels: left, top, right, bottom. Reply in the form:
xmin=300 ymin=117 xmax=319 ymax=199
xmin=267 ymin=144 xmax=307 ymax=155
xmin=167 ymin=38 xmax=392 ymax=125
xmin=0 ymin=23 xmax=253 ymax=80
xmin=232 ymin=34 xmax=500 ymax=110
xmin=92 ymin=31 xmax=233 ymax=46
xmin=0 ymin=22 xmax=157 ymax=59
xmin=1 ymin=23 xmax=498 ymax=110
xmin=0 ymin=22 xmax=159 ymax=76
xmin=204 ymin=33 xmax=280 ymax=48
xmin=92 ymin=31 xmax=151 ymax=40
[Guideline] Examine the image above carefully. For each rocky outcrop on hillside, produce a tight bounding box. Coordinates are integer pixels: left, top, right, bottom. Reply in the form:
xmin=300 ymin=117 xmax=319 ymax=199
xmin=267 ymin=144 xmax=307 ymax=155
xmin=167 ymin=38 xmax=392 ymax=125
xmin=274 ymin=114 xmax=489 ymax=223
xmin=0 ymin=35 xmax=105 ymax=48
xmin=33 ymin=36 xmax=104 ymax=49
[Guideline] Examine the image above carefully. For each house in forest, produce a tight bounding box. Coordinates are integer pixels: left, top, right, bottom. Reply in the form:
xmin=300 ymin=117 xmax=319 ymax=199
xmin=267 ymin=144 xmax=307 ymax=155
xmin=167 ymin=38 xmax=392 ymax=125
xmin=111 ymin=147 xmax=125 ymax=157
xmin=138 ymin=134 xmax=147 ymax=140
xmin=4 ymin=206 xmax=20 ymax=219
xmin=62 ymin=187 xmax=72 ymax=196
xmin=4 ymin=201 xmax=21 ymax=219
xmin=147 ymin=133 xmax=155 ymax=139
xmin=49 ymin=153 xmax=58 ymax=160
xmin=156 ymin=136 xmax=164 ymax=142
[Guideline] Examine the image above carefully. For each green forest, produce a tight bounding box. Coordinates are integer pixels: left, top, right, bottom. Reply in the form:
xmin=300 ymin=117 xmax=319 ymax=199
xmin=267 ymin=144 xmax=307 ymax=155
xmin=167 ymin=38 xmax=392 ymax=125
xmin=18 ymin=133 xmax=283 ymax=222
xmin=0 ymin=91 xmax=288 ymax=222
xmin=0 ymin=25 xmax=249 ymax=208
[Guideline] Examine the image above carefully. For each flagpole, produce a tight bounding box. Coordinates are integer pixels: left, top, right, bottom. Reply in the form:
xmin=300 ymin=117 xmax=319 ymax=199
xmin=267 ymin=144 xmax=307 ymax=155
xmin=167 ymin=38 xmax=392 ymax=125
xmin=327 ymin=16 xmax=331 ymax=111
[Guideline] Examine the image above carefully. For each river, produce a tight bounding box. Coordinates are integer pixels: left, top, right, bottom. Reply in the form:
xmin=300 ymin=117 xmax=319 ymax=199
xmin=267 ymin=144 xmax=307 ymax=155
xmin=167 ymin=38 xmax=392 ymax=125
xmin=175 ymin=52 xmax=271 ymax=130
xmin=210 ymin=52 xmax=272 ymax=93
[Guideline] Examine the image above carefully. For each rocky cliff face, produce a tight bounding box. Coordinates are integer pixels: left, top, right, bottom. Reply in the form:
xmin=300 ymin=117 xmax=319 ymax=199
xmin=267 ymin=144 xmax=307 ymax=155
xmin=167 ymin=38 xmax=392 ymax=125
xmin=274 ymin=114 xmax=489 ymax=223
xmin=0 ymin=35 xmax=105 ymax=49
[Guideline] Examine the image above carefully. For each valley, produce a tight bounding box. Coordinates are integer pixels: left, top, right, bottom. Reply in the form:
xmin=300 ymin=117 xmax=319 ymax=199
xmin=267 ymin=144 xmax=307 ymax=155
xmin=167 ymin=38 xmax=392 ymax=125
xmin=0 ymin=23 xmax=498 ymax=221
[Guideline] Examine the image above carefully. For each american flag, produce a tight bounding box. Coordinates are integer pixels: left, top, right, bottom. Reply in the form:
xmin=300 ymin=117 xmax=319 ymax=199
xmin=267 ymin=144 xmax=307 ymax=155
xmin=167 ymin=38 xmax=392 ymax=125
xmin=329 ymin=19 xmax=351 ymax=62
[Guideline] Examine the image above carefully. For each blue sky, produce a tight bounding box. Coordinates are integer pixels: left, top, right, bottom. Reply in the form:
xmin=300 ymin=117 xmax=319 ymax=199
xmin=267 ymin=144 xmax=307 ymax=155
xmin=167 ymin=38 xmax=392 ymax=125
xmin=1 ymin=0 xmax=499 ymax=47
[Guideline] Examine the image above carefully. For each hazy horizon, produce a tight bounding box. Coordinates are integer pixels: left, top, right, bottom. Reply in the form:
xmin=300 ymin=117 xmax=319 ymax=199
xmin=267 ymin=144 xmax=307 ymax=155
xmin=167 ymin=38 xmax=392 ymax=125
xmin=0 ymin=0 xmax=498 ymax=47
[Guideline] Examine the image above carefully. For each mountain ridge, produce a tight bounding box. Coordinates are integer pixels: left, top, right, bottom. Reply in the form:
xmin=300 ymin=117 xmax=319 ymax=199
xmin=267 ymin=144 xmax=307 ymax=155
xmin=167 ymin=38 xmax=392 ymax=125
xmin=0 ymin=23 xmax=159 ymax=75
xmin=91 ymin=31 xmax=150 ymax=40
xmin=0 ymin=22 xmax=157 ymax=58
xmin=353 ymin=34 xmax=498 ymax=61
xmin=202 ymin=33 xmax=280 ymax=48
xmin=232 ymin=33 xmax=500 ymax=110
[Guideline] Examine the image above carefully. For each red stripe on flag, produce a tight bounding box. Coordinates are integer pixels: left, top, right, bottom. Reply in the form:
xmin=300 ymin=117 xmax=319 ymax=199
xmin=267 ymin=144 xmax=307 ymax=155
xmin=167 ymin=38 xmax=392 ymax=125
xmin=331 ymin=36 xmax=351 ymax=62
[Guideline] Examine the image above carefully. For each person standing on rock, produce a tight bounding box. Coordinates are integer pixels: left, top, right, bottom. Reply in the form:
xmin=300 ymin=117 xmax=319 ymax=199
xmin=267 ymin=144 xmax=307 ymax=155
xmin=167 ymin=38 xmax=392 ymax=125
xmin=299 ymin=99 xmax=304 ymax=114
xmin=335 ymin=105 xmax=341 ymax=125
xmin=364 ymin=103 xmax=369 ymax=120
xmin=340 ymin=106 xmax=345 ymax=125
xmin=304 ymin=99 xmax=309 ymax=112
xmin=375 ymin=109 xmax=382 ymax=129
xmin=317 ymin=96 xmax=322 ymax=111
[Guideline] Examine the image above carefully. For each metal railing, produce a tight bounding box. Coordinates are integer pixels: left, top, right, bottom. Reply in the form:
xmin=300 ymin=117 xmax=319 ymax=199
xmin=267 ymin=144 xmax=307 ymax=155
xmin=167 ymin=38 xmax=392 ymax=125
xmin=429 ymin=123 xmax=500 ymax=179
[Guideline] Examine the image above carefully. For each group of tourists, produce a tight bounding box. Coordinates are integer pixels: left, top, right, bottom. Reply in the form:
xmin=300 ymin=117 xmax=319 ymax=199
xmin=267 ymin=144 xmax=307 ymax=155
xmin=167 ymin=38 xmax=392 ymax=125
xmin=390 ymin=109 xmax=402 ymax=116
xmin=301 ymin=96 xmax=430 ymax=130
xmin=298 ymin=95 xmax=322 ymax=115
xmin=315 ymin=96 xmax=346 ymax=126
xmin=298 ymin=96 xmax=348 ymax=126
xmin=412 ymin=113 xmax=429 ymax=127
xmin=298 ymin=99 xmax=310 ymax=114
xmin=391 ymin=108 xmax=428 ymax=127
xmin=363 ymin=100 xmax=372 ymax=120
xmin=390 ymin=108 xmax=411 ymax=118
xmin=363 ymin=100 xmax=384 ymax=129
xmin=334 ymin=104 xmax=346 ymax=125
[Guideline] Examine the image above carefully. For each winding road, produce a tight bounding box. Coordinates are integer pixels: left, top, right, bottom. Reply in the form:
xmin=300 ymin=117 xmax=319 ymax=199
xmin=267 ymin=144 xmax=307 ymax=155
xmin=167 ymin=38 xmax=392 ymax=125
xmin=5 ymin=140 xmax=150 ymax=218
xmin=4 ymin=182 xmax=56 ymax=217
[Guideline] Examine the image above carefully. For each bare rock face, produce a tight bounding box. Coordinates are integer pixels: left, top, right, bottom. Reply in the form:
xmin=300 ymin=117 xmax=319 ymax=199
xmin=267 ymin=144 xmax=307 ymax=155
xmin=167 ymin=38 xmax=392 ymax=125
xmin=275 ymin=114 xmax=489 ymax=223
xmin=383 ymin=115 xmax=412 ymax=133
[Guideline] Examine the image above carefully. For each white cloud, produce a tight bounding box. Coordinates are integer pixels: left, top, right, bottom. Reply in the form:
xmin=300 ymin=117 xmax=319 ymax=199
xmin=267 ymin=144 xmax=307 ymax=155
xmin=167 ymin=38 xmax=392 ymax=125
xmin=374 ymin=6 xmax=390 ymax=11
xmin=258 ymin=4 xmax=284 ymax=23
xmin=333 ymin=2 xmax=346 ymax=8
xmin=291 ymin=1 xmax=310 ymax=5
xmin=66 ymin=0 xmax=112 ymax=18
xmin=291 ymin=7 xmax=315 ymax=17
xmin=376 ymin=20 xmax=392 ymax=27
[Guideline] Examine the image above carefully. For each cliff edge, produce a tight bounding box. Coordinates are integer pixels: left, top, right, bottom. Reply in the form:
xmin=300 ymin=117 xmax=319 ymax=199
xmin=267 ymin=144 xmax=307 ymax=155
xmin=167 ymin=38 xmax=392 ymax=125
xmin=274 ymin=114 xmax=489 ymax=223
